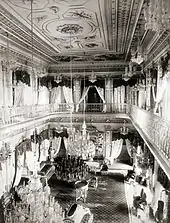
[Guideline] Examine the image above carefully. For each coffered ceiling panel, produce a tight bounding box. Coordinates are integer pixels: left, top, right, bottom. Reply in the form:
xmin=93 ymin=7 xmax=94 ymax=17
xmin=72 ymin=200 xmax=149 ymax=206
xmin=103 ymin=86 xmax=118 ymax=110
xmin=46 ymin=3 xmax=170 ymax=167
xmin=4 ymin=0 xmax=108 ymax=53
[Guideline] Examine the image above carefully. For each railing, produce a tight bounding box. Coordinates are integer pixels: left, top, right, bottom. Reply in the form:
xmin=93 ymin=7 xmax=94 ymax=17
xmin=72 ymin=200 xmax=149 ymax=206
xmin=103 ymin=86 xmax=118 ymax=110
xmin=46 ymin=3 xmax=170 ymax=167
xmin=130 ymin=105 xmax=170 ymax=161
xmin=0 ymin=103 xmax=129 ymax=126
xmin=78 ymin=103 xmax=129 ymax=113
xmin=0 ymin=104 xmax=71 ymax=126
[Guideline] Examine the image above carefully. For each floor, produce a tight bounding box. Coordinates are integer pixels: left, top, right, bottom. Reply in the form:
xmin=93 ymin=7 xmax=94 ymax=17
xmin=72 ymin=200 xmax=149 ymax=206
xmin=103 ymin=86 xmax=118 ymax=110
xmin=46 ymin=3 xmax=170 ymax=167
xmin=86 ymin=174 xmax=129 ymax=223
xmin=50 ymin=161 xmax=156 ymax=223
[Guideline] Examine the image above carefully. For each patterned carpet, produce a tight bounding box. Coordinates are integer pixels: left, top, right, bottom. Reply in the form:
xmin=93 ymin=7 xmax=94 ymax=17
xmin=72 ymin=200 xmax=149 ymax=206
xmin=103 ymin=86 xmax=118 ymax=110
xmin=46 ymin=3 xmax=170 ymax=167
xmin=50 ymin=173 xmax=129 ymax=223
xmin=86 ymin=174 xmax=129 ymax=223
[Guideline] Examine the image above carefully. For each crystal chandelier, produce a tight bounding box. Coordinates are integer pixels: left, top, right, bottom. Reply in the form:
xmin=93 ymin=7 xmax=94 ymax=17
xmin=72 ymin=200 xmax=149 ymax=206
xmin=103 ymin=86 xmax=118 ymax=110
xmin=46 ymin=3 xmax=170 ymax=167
xmin=5 ymin=176 xmax=64 ymax=223
xmin=131 ymin=47 xmax=144 ymax=65
xmin=120 ymin=120 xmax=129 ymax=135
xmin=144 ymin=0 xmax=170 ymax=32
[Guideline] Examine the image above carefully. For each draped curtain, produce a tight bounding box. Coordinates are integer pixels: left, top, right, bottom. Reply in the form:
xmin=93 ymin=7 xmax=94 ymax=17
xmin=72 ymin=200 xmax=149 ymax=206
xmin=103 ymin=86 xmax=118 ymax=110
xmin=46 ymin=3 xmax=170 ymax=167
xmin=14 ymin=153 xmax=24 ymax=186
xmin=76 ymin=86 xmax=106 ymax=112
xmin=125 ymin=139 xmax=133 ymax=158
xmin=114 ymin=86 xmax=125 ymax=112
xmin=63 ymin=137 xmax=68 ymax=153
xmin=0 ymin=153 xmax=15 ymax=197
xmin=26 ymin=151 xmax=35 ymax=172
xmin=162 ymin=77 xmax=170 ymax=121
xmin=138 ymin=86 xmax=146 ymax=108
xmin=51 ymin=86 xmax=62 ymax=104
xmin=52 ymin=137 xmax=62 ymax=158
xmin=14 ymin=81 xmax=25 ymax=106
xmin=146 ymin=85 xmax=151 ymax=110
xmin=38 ymin=86 xmax=49 ymax=105
xmin=76 ymin=86 xmax=90 ymax=112
xmin=95 ymin=86 xmax=106 ymax=112
xmin=153 ymin=76 xmax=167 ymax=114
xmin=63 ymin=86 xmax=74 ymax=111
xmin=108 ymin=139 xmax=123 ymax=165
xmin=120 ymin=86 xmax=125 ymax=111
xmin=23 ymin=84 xmax=33 ymax=105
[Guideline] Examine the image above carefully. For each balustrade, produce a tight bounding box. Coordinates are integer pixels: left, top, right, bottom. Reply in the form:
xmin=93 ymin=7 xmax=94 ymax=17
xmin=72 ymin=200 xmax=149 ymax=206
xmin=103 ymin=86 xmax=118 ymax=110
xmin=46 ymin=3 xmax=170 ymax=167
xmin=130 ymin=105 xmax=170 ymax=161
xmin=0 ymin=103 xmax=129 ymax=126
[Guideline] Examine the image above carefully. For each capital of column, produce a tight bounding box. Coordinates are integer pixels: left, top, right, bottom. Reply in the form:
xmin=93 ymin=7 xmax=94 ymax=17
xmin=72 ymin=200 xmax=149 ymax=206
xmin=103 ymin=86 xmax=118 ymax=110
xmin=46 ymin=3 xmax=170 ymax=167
xmin=1 ymin=59 xmax=17 ymax=72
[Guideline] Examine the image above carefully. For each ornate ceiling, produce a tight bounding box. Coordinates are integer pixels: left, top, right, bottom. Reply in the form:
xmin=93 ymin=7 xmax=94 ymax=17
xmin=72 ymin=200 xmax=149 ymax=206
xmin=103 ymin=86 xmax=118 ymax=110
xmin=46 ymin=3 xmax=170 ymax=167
xmin=0 ymin=0 xmax=157 ymax=75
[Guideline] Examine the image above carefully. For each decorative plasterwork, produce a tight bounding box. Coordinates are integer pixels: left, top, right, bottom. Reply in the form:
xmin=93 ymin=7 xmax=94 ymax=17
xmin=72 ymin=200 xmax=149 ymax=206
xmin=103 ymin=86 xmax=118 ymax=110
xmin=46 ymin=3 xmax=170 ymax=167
xmin=110 ymin=0 xmax=145 ymax=56
xmin=143 ymin=31 xmax=170 ymax=69
xmin=0 ymin=4 xmax=59 ymax=63
xmin=1 ymin=0 xmax=108 ymax=53
xmin=48 ymin=60 xmax=128 ymax=76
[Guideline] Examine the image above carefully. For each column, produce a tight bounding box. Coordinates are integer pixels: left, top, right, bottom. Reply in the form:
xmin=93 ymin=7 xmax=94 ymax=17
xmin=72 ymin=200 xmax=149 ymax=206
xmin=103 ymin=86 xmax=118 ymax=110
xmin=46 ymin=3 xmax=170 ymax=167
xmin=6 ymin=69 xmax=13 ymax=106
xmin=104 ymin=130 xmax=112 ymax=160
xmin=0 ymin=59 xmax=3 ymax=107
xmin=146 ymin=69 xmax=152 ymax=110
xmin=1 ymin=61 xmax=14 ymax=107
xmin=153 ymin=159 xmax=159 ymax=189
xmin=155 ymin=60 xmax=163 ymax=115
xmin=164 ymin=58 xmax=170 ymax=121
xmin=73 ymin=79 xmax=81 ymax=105
xmin=31 ymin=70 xmax=38 ymax=105
xmin=105 ymin=78 xmax=114 ymax=112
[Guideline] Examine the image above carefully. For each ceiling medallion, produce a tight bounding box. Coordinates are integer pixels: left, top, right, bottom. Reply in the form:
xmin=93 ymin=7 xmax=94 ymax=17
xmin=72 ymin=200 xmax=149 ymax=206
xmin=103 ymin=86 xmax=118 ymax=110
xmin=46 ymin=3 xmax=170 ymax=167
xmin=56 ymin=24 xmax=83 ymax=34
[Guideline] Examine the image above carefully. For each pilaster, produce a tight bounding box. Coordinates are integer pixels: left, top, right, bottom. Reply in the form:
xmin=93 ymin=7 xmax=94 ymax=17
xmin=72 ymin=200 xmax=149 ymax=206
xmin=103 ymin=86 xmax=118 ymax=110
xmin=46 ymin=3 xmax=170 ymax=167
xmin=0 ymin=59 xmax=3 ymax=107
xmin=105 ymin=130 xmax=112 ymax=160
xmin=146 ymin=69 xmax=152 ymax=110
xmin=73 ymin=79 xmax=81 ymax=104
xmin=105 ymin=78 xmax=114 ymax=112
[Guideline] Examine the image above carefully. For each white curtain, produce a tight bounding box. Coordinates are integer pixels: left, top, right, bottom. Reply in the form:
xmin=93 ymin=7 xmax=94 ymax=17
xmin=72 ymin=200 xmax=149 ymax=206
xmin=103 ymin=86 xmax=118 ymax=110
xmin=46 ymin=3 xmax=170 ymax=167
xmin=146 ymin=85 xmax=151 ymax=110
xmin=63 ymin=137 xmax=68 ymax=152
xmin=63 ymin=86 xmax=74 ymax=111
xmin=125 ymin=139 xmax=133 ymax=158
xmin=120 ymin=86 xmax=125 ymax=111
xmin=23 ymin=84 xmax=33 ymax=105
xmin=153 ymin=76 xmax=167 ymax=114
xmin=95 ymin=86 xmax=106 ymax=112
xmin=162 ymin=76 xmax=170 ymax=121
xmin=14 ymin=153 xmax=24 ymax=186
xmin=114 ymin=87 xmax=122 ymax=112
xmin=14 ymin=81 xmax=25 ymax=106
xmin=114 ymin=87 xmax=118 ymax=111
xmin=138 ymin=86 xmax=146 ymax=108
xmin=52 ymin=137 xmax=62 ymax=158
xmin=38 ymin=86 xmax=49 ymax=105
xmin=51 ymin=86 xmax=62 ymax=104
xmin=76 ymin=86 xmax=90 ymax=112
xmin=109 ymin=139 xmax=123 ymax=165
xmin=26 ymin=151 xmax=35 ymax=172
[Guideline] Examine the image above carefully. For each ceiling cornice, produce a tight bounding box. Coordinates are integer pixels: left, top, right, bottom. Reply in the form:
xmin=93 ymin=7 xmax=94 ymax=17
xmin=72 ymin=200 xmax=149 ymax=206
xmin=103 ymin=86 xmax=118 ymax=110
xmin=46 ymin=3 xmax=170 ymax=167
xmin=144 ymin=34 xmax=170 ymax=69
xmin=0 ymin=4 xmax=60 ymax=62
xmin=125 ymin=0 xmax=145 ymax=60
xmin=49 ymin=60 xmax=128 ymax=70
xmin=122 ymin=0 xmax=135 ymax=52
xmin=49 ymin=71 xmax=124 ymax=78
